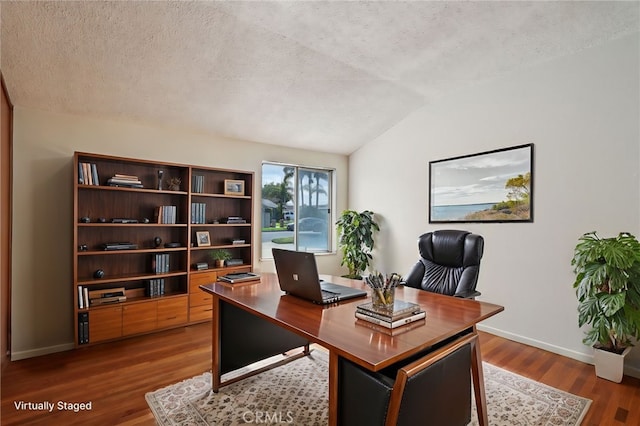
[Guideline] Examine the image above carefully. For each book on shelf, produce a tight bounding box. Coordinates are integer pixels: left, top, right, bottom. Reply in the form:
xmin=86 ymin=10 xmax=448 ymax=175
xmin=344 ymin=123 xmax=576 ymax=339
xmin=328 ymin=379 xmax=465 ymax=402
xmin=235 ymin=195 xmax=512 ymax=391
xmin=225 ymin=216 xmax=247 ymax=224
xmin=147 ymin=278 xmax=166 ymax=297
xmin=155 ymin=205 xmax=177 ymax=224
xmin=83 ymin=287 xmax=89 ymax=310
xmin=78 ymin=162 xmax=100 ymax=186
xmin=107 ymin=174 xmax=142 ymax=188
xmin=78 ymin=162 xmax=84 ymax=184
xmin=78 ymin=286 xmax=84 ymax=309
xmin=91 ymin=164 xmax=99 ymax=186
xmin=106 ymin=172 xmax=142 ymax=188
xmin=190 ymin=202 xmax=206 ymax=224
xmin=151 ymin=253 xmax=170 ymax=274
xmin=356 ymin=300 xmax=422 ymax=322
xmin=78 ymin=312 xmax=89 ymax=344
xmin=192 ymin=175 xmax=204 ymax=193
xmin=355 ymin=310 xmax=426 ymax=329
xmin=114 ymin=173 xmax=139 ymax=180
xmin=90 ymin=295 xmax=127 ymax=306
xmin=84 ymin=163 xmax=91 ymax=185
xmin=102 ymin=242 xmax=138 ymax=250
xmin=107 ymin=180 xmax=143 ymax=188
xmin=88 ymin=287 xmax=126 ymax=306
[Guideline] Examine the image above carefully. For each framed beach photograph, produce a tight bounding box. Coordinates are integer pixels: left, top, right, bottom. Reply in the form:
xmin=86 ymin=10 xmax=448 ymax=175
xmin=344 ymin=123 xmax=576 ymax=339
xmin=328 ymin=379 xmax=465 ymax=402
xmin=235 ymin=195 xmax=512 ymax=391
xmin=195 ymin=231 xmax=211 ymax=247
xmin=429 ymin=143 xmax=534 ymax=223
xmin=224 ymin=179 xmax=245 ymax=196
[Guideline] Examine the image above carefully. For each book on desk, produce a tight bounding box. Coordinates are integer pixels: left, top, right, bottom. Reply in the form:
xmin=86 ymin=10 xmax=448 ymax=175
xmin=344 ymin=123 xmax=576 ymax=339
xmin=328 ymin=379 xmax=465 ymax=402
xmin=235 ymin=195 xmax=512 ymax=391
xmin=218 ymin=272 xmax=260 ymax=284
xmin=355 ymin=300 xmax=425 ymax=329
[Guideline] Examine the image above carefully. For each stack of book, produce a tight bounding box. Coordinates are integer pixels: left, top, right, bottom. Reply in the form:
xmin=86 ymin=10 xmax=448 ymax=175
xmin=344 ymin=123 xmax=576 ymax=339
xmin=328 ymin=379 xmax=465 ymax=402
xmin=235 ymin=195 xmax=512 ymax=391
xmin=147 ymin=278 xmax=165 ymax=297
xmin=88 ymin=287 xmax=126 ymax=306
xmin=78 ymin=312 xmax=89 ymax=344
xmin=224 ymin=216 xmax=246 ymax=224
xmin=151 ymin=253 xmax=170 ymax=274
xmin=218 ymin=272 xmax=260 ymax=284
xmin=155 ymin=205 xmax=177 ymax=224
xmin=78 ymin=162 xmax=100 ymax=185
xmin=107 ymin=173 xmax=143 ymax=188
xmin=192 ymin=175 xmax=204 ymax=193
xmin=355 ymin=300 xmax=425 ymax=329
xmin=190 ymin=202 xmax=206 ymax=224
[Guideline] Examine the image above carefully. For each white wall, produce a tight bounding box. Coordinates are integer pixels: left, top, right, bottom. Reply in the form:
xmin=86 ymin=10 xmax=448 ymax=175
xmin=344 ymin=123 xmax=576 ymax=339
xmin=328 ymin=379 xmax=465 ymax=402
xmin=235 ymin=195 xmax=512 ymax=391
xmin=11 ymin=110 xmax=348 ymax=359
xmin=349 ymin=34 xmax=640 ymax=376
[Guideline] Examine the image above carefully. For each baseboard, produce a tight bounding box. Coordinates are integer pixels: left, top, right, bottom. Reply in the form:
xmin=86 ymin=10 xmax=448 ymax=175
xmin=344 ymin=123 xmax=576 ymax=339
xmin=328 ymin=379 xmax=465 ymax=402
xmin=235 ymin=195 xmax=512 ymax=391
xmin=477 ymin=324 xmax=640 ymax=379
xmin=10 ymin=342 xmax=75 ymax=361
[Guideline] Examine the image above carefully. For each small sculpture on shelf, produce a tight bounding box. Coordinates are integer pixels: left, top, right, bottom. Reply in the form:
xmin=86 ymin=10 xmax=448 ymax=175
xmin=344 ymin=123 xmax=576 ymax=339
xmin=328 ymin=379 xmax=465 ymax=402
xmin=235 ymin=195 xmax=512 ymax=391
xmin=167 ymin=177 xmax=181 ymax=191
xmin=157 ymin=170 xmax=164 ymax=190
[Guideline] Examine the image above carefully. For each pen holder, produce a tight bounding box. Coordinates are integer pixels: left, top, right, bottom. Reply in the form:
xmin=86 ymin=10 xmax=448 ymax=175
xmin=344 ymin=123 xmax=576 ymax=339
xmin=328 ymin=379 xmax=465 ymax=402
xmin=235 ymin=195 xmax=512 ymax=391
xmin=371 ymin=287 xmax=395 ymax=310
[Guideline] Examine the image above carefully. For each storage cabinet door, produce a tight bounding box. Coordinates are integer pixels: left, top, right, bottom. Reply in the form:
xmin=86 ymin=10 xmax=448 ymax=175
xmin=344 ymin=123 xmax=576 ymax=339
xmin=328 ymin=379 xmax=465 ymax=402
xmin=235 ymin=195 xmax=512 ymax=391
xmin=189 ymin=271 xmax=217 ymax=321
xmin=189 ymin=304 xmax=213 ymax=322
xmin=123 ymin=302 xmax=157 ymax=336
xmin=157 ymin=297 xmax=188 ymax=328
xmin=189 ymin=271 xmax=218 ymax=287
xmin=89 ymin=306 xmax=122 ymax=343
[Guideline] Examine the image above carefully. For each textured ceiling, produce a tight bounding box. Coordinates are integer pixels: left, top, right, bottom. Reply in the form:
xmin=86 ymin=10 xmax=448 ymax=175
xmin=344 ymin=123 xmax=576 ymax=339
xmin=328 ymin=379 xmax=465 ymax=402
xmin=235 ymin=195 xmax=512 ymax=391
xmin=1 ymin=1 xmax=638 ymax=154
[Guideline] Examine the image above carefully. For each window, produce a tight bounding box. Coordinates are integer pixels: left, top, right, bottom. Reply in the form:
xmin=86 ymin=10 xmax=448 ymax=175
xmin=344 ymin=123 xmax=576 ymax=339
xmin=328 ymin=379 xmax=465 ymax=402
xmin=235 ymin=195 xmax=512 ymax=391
xmin=261 ymin=162 xmax=333 ymax=258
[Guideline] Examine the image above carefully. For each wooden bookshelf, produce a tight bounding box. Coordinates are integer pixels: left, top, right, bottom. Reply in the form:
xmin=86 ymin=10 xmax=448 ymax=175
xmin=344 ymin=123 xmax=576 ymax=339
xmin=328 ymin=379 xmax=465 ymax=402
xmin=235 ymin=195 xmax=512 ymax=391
xmin=73 ymin=152 xmax=254 ymax=346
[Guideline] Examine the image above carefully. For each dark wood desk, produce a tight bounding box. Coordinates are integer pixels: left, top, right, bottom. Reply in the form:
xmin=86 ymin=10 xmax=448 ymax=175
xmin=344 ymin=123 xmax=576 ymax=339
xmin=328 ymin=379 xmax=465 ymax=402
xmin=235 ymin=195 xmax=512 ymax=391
xmin=200 ymin=273 xmax=503 ymax=426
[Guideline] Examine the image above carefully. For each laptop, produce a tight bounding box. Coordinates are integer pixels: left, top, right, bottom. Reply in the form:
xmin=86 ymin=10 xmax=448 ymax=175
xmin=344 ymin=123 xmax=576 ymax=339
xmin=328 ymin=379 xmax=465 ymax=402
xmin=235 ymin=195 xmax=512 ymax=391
xmin=272 ymin=248 xmax=367 ymax=304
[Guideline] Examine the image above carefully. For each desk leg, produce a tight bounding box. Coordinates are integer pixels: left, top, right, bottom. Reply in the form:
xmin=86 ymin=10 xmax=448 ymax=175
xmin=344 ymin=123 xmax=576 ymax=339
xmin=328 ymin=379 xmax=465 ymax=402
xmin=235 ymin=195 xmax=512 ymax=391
xmin=328 ymin=351 xmax=338 ymax=426
xmin=470 ymin=327 xmax=488 ymax=426
xmin=211 ymin=295 xmax=221 ymax=392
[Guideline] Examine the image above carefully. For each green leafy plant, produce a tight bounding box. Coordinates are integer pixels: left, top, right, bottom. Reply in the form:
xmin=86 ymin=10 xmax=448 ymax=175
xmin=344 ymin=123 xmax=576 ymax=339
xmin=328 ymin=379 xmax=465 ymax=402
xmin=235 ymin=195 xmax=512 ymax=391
xmin=335 ymin=210 xmax=379 ymax=279
xmin=209 ymin=249 xmax=231 ymax=261
xmin=571 ymin=231 xmax=640 ymax=353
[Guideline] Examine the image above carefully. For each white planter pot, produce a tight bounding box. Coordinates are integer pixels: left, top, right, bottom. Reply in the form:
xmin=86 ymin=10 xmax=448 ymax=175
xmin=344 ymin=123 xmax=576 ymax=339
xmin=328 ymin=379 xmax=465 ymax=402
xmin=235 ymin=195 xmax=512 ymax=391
xmin=594 ymin=346 xmax=631 ymax=383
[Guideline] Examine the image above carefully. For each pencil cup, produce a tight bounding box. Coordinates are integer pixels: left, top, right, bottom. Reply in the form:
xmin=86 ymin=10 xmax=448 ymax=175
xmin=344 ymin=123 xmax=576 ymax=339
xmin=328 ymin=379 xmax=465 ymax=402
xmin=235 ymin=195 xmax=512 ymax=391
xmin=372 ymin=287 xmax=395 ymax=310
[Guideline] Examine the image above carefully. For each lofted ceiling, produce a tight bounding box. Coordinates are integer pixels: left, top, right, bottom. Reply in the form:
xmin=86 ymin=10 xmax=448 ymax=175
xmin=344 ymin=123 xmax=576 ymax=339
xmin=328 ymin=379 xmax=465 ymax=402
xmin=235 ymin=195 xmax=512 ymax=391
xmin=1 ymin=1 xmax=638 ymax=155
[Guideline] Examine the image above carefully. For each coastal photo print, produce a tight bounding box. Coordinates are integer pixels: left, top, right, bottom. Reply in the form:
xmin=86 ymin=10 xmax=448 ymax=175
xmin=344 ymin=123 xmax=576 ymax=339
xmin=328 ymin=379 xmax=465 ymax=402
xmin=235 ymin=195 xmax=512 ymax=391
xmin=429 ymin=143 xmax=533 ymax=223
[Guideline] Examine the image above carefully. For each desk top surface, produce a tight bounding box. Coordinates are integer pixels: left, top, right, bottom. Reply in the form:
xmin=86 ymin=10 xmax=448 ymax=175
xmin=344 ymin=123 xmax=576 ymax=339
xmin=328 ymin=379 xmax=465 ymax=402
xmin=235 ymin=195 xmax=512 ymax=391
xmin=200 ymin=273 xmax=503 ymax=370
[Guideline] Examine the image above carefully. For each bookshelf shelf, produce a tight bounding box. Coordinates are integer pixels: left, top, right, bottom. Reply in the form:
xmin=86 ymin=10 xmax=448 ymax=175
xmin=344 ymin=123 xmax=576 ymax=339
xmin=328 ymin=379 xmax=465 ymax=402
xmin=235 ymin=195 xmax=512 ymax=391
xmin=73 ymin=152 xmax=254 ymax=346
xmin=77 ymin=247 xmax=187 ymax=256
xmin=191 ymin=192 xmax=251 ymax=200
xmin=77 ymin=271 xmax=189 ymax=286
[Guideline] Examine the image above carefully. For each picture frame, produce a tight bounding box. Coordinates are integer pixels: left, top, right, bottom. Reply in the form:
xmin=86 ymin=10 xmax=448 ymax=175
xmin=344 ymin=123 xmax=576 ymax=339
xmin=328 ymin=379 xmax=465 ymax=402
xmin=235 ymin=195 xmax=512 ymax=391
xmin=429 ymin=143 xmax=534 ymax=223
xmin=224 ymin=179 xmax=245 ymax=196
xmin=195 ymin=231 xmax=211 ymax=247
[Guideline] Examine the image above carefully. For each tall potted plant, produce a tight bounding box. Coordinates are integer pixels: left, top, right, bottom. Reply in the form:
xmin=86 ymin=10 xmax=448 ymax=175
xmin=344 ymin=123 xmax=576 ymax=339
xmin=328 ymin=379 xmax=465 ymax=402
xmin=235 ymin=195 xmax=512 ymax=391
xmin=336 ymin=210 xmax=379 ymax=279
xmin=571 ymin=231 xmax=640 ymax=382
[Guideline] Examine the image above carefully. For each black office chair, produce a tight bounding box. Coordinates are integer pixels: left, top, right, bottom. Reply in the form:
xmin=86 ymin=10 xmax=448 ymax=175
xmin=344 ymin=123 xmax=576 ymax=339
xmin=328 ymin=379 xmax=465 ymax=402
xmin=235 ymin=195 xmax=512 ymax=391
xmin=338 ymin=333 xmax=477 ymax=426
xmin=404 ymin=230 xmax=484 ymax=299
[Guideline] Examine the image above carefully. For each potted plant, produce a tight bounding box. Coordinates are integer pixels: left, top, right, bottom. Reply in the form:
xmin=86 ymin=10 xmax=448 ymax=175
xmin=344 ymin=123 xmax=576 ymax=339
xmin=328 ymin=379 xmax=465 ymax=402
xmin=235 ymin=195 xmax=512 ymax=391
xmin=209 ymin=249 xmax=232 ymax=268
xmin=571 ymin=231 xmax=640 ymax=382
xmin=336 ymin=210 xmax=380 ymax=279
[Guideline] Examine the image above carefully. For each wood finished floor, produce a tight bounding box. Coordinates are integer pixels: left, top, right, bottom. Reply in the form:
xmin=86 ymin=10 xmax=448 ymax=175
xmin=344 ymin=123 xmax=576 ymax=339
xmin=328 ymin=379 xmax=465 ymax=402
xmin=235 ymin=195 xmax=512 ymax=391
xmin=1 ymin=322 xmax=639 ymax=425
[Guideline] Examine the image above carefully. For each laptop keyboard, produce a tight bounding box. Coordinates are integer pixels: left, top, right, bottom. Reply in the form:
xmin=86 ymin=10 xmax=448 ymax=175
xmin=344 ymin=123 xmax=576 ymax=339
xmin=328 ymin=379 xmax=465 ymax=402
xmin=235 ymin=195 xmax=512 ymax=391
xmin=321 ymin=289 xmax=339 ymax=298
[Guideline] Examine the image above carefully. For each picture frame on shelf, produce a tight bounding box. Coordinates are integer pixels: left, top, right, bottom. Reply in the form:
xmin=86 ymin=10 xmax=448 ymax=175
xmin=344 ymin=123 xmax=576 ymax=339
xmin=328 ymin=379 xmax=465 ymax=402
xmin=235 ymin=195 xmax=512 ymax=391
xmin=224 ymin=179 xmax=245 ymax=196
xmin=196 ymin=231 xmax=211 ymax=247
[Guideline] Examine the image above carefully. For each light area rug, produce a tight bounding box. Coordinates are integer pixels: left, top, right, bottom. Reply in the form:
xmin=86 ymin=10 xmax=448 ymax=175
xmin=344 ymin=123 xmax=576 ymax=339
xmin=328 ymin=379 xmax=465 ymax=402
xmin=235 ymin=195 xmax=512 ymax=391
xmin=146 ymin=350 xmax=591 ymax=426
